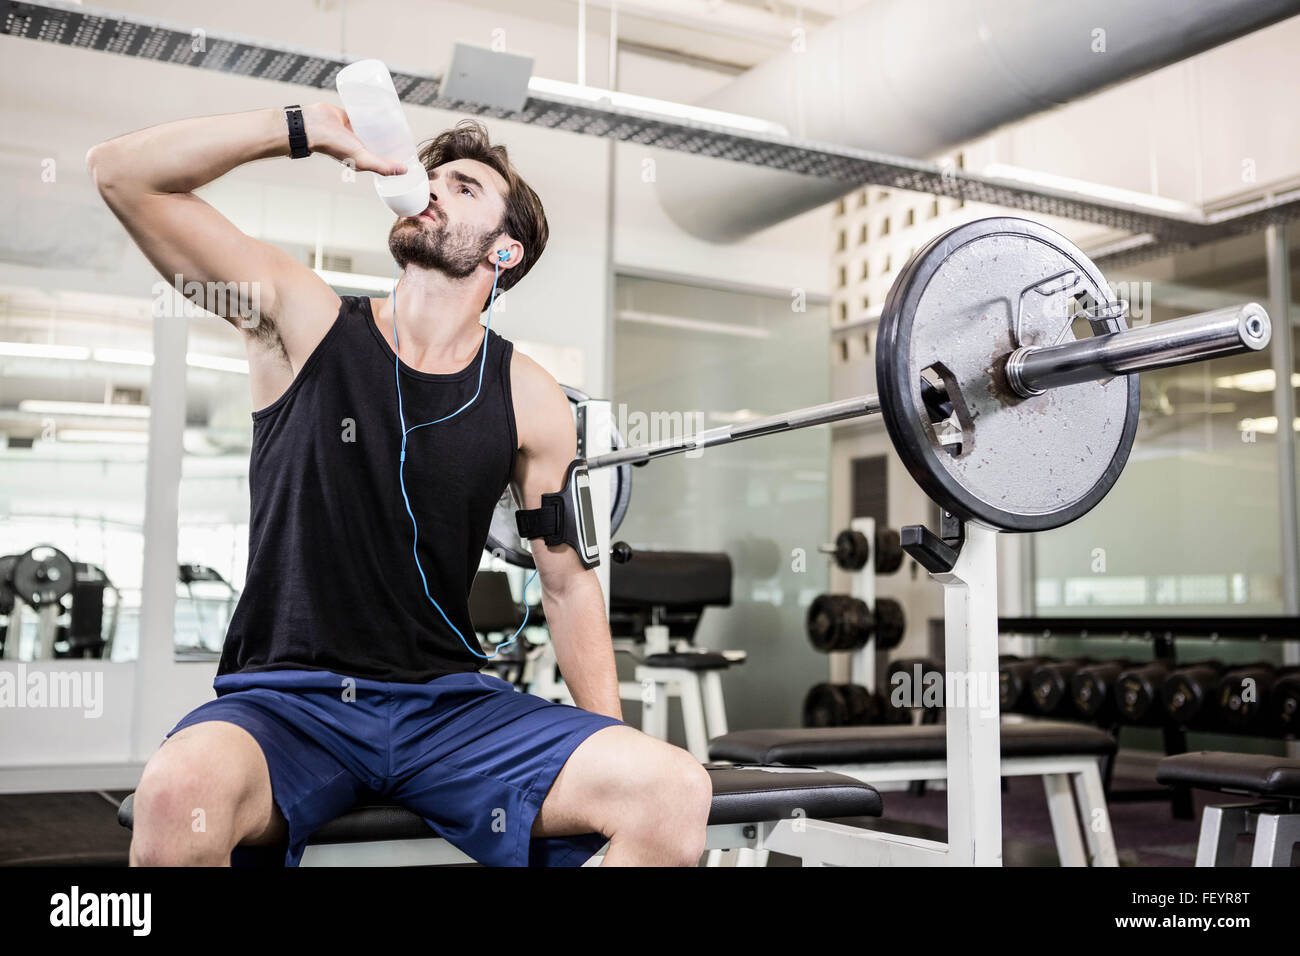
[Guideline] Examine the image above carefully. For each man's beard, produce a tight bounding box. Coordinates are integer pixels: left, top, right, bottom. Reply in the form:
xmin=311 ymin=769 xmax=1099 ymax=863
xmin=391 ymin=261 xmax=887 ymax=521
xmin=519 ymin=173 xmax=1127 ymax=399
xmin=388 ymin=211 xmax=502 ymax=279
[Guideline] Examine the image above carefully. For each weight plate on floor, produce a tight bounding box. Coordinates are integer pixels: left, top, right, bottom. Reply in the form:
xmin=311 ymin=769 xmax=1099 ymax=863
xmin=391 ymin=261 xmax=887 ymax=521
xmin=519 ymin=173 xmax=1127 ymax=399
xmin=485 ymin=385 xmax=633 ymax=568
xmin=876 ymin=217 xmax=1140 ymax=532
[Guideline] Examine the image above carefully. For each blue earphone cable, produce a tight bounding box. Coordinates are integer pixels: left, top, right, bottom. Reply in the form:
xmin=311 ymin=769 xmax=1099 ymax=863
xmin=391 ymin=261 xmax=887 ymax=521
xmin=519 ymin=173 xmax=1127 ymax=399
xmin=391 ymin=250 xmax=538 ymax=660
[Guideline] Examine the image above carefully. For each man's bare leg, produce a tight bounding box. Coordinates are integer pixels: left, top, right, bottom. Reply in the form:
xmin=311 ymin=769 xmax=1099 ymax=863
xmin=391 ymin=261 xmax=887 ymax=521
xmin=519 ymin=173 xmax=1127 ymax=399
xmin=130 ymin=721 xmax=287 ymax=866
xmin=531 ymin=724 xmax=711 ymax=866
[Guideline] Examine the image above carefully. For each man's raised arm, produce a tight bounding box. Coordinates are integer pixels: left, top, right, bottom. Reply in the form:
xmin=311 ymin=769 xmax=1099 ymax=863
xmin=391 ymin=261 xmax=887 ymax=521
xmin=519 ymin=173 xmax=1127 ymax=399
xmin=85 ymin=104 xmax=408 ymax=405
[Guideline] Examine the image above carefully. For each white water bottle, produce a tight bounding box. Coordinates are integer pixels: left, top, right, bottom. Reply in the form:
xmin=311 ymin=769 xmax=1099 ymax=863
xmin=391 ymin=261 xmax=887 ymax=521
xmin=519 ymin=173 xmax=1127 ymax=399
xmin=336 ymin=58 xmax=430 ymax=217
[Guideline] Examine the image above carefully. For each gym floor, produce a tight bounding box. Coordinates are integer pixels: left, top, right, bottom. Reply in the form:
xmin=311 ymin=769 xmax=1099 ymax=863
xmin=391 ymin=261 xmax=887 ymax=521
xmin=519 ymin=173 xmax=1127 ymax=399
xmin=0 ymin=771 xmax=1233 ymax=867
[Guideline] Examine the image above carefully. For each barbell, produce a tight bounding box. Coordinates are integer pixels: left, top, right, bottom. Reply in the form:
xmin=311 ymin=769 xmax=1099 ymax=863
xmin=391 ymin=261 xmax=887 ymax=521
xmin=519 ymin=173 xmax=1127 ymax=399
xmin=486 ymin=217 xmax=1271 ymax=565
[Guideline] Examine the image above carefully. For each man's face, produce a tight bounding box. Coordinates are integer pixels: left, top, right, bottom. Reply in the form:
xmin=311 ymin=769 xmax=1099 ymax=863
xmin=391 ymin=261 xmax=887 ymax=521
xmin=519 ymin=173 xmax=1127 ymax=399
xmin=387 ymin=157 xmax=510 ymax=279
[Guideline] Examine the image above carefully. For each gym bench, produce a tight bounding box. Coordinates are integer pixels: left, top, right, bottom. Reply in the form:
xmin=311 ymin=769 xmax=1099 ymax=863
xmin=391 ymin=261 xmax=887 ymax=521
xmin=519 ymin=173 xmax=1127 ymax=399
xmin=709 ymin=718 xmax=1120 ymax=866
xmin=1155 ymin=751 xmax=1300 ymax=866
xmin=610 ymin=549 xmax=740 ymax=761
xmin=115 ymin=764 xmax=882 ymax=866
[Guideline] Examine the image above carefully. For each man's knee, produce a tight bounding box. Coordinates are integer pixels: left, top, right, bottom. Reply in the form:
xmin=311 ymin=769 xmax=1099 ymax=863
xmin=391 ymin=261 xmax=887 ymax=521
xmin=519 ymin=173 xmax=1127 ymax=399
xmin=131 ymin=752 xmax=231 ymax=865
xmin=130 ymin=724 xmax=275 ymax=866
xmin=616 ymin=745 xmax=712 ymax=862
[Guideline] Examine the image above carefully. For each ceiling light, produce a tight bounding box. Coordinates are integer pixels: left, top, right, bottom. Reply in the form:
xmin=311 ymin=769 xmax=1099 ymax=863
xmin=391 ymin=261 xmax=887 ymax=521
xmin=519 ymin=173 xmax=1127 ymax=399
xmin=92 ymin=348 xmax=155 ymax=366
xmin=1215 ymin=369 xmax=1300 ymax=392
xmin=186 ymin=352 xmax=249 ymax=374
xmin=314 ymin=268 xmax=394 ymax=293
xmin=55 ymin=429 xmax=150 ymax=445
xmin=528 ymin=77 xmax=789 ymax=137
xmin=616 ymin=309 xmax=771 ymax=339
xmin=1237 ymin=416 xmax=1300 ymax=434
xmin=981 ymin=163 xmax=1199 ymax=217
xmin=0 ymin=342 xmax=91 ymax=360
xmin=17 ymin=400 xmax=150 ymax=419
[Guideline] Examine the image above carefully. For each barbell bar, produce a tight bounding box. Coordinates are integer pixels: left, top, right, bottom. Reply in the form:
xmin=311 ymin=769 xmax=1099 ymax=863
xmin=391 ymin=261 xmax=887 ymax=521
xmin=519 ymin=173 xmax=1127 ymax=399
xmin=587 ymin=301 xmax=1269 ymax=472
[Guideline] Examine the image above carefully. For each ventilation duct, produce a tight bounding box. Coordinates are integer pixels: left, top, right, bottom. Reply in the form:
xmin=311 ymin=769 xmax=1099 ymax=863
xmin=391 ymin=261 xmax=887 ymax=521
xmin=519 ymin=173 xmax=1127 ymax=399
xmin=655 ymin=0 xmax=1300 ymax=242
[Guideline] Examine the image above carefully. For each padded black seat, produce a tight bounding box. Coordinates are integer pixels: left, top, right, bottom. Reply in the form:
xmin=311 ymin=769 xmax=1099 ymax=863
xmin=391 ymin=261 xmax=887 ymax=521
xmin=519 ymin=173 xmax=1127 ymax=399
xmin=1155 ymin=751 xmax=1300 ymax=798
xmin=116 ymin=764 xmax=880 ymax=848
xmin=642 ymin=651 xmax=731 ymax=670
xmin=709 ymin=719 xmax=1116 ymax=764
xmin=611 ymin=550 xmax=732 ymax=608
xmin=703 ymin=764 xmax=881 ymax=822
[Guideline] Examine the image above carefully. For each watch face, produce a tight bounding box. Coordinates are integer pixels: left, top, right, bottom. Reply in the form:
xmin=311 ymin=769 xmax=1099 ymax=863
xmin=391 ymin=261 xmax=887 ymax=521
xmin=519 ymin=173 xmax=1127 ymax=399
xmin=574 ymin=472 xmax=599 ymax=557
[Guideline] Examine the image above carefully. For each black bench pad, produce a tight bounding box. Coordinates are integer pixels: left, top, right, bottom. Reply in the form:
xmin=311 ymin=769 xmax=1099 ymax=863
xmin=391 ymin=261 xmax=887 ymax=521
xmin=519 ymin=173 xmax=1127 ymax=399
xmin=641 ymin=651 xmax=731 ymax=670
xmin=704 ymin=764 xmax=881 ymax=823
xmin=116 ymin=765 xmax=880 ymax=843
xmin=611 ymin=550 xmax=732 ymax=608
xmin=709 ymin=720 xmax=1116 ymax=764
xmin=1155 ymin=751 xmax=1300 ymax=798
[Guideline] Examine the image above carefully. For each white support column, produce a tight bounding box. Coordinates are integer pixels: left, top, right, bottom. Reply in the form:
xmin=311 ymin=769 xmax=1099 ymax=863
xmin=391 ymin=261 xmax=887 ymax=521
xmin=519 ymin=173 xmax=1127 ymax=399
xmin=848 ymin=516 xmax=877 ymax=691
xmin=129 ymin=312 xmax=189 ymax=761
xmin=933 ymin=521 xmax=1003 ymax=866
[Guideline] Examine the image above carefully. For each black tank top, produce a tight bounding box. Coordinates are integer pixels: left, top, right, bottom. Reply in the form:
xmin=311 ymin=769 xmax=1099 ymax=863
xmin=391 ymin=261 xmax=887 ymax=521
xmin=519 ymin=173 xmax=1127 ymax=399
xmin=218 ymin=295 xmax=518 ymax=683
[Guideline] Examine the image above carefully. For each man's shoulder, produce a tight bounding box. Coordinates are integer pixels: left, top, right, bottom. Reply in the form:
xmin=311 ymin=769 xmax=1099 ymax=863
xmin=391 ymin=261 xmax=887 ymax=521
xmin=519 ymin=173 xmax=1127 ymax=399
xmin=507 ymin=350 xmax=575 ymax=458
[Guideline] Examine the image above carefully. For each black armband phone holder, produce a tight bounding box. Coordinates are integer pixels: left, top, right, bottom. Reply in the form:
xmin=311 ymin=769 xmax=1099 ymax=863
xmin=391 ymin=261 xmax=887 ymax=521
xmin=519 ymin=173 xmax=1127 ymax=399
xmin=515 ymin=459 xmax=601 ymax=569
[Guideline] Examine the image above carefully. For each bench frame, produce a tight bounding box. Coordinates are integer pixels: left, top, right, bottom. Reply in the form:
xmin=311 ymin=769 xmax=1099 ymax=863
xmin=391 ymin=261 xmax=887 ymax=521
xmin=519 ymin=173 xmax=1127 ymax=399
xmin=299 ymin=821 xmax=782 ymax=867
xmin=1194 ymin=801 xmax=1300 ymax=866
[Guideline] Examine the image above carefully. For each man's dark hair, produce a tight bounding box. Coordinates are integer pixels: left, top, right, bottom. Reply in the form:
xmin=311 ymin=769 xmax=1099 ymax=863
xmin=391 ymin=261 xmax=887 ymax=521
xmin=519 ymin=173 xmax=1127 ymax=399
xmin=416 ymin=119 xmax=548 ymax=309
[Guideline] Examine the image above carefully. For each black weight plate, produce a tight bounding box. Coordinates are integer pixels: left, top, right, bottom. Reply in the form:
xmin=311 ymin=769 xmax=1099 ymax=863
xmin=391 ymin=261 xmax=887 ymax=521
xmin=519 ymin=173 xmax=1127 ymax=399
xmin=485 ymin=384 xmax=633 ymax=568
xmin=12 ymin=545 xmax=74 ymax=608
xmin=873 ymin=527 xmax=904 ymax=574
xmin=876 ymin=217 xmax=1140 ymax=532
xmin=803 ymin=682 xmax=848 ymax=727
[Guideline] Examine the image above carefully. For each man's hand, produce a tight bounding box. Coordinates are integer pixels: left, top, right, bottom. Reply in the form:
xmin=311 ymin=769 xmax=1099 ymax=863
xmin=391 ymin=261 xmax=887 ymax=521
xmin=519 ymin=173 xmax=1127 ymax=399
xmin=302 ymin=103 xmax=412 ymax=177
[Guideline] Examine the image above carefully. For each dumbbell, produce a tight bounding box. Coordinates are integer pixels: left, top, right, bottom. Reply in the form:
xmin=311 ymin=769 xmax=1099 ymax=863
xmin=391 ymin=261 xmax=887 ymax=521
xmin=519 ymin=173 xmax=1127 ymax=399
xmin=806 ymin=593 xmax=907 ymax=652
xmin=806 ymin=594 xmax=873 ymax=652
xmin=820 ymin=527 xmax=905 ymax=575
xmin=1114 ymin=661 xmax=1171 ymax=725
xmin=1271 ymin=667 xmax=1300 ymax=736
xmin=1069 ymin=660 xmax=1130 ymax=723
xmin=803 ymin=682 xmax=882 ymax=727
xmin=1029 ymin=658 xmax=1093 ymax=718
xmin=873 ymin=597 xmax=906 ymax=651
xmin=999 ymin=656 xmax=1050 ymax=713
xmin=1159 ymin=660 xmax=1225 ymax=730
xmin=1216 ymin=662 xmax=1278 ymax=733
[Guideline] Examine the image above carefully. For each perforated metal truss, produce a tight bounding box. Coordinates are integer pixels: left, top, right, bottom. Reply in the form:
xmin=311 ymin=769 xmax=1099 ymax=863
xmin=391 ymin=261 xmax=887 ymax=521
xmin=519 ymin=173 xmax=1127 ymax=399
xmin=5 ymin=0 xmax=1298 ymax=268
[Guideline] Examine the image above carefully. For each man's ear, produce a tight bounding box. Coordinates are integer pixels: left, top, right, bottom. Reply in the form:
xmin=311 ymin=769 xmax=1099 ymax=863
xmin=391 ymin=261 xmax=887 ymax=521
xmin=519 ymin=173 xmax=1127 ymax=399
xmin=492 ymin=236 xmax=524 ymax=270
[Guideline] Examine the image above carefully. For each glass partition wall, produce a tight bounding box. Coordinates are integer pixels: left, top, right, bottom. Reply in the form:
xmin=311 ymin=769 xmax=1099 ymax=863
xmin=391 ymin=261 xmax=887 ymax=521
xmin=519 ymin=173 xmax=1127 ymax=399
xmin=0 ymin=285 xmax=152 ymax=661
xmin=612 ymin=274 xmax=832 ymax=730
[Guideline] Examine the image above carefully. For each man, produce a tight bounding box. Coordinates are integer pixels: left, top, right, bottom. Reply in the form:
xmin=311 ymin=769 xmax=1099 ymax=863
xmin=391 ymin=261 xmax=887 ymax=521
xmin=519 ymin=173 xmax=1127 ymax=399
xmin=87 ymin=103 xmax=712 ymax=867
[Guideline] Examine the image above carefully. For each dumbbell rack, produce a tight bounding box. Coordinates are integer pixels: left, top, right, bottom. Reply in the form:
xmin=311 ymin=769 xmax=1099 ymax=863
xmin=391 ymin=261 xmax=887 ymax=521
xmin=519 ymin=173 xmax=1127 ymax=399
xmin=998 ymin=615 xmax=1300 ymax=818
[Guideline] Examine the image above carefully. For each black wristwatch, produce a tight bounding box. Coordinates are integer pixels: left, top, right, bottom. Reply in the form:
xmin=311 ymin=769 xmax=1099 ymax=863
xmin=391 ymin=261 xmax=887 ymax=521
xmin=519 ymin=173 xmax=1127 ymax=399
xmin=284 ymin=104 xmax=310 ymax=159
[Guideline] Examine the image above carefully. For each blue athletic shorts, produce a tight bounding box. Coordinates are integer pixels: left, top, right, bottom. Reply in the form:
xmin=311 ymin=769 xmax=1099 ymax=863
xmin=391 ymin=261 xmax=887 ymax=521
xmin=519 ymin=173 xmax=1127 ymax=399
xmin=165 ymin=669 xmax=627 ymax=867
